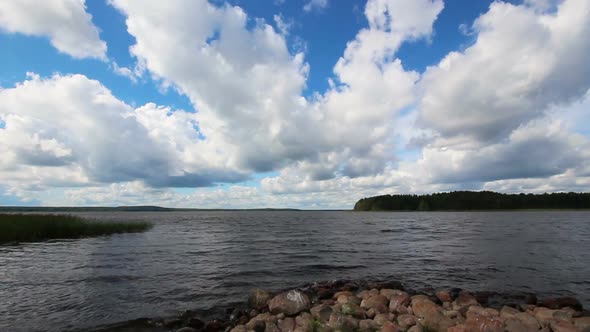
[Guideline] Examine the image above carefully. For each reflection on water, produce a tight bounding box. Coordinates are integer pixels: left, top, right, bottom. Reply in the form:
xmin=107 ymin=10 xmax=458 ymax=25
xmin=1 ymin=211 xmax=589 ymax=332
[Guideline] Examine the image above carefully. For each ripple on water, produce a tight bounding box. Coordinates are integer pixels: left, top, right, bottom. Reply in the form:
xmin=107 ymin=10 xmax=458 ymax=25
xmin=0 ymin=210 xmax=589 ymax=332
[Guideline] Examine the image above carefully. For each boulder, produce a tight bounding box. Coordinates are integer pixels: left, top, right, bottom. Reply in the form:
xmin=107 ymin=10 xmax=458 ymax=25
xmin=265 ymin=322 xmax=282 ymax=332
xmin=453 ymin=293 xmax=478 ymax=311
xmin=389 ymin=292 xmax=411 ymax=313
xmin=373 ymin=313 xmax=392 ymax=326
xmin=188 ymin=318 xmax=205 ymax=329
xmin=514 ymin=312 xmax=541 ymax=331
xmin=334 ymin=291 xmax=353 ymax=299
xmin=328 ymin=313 xmax=359 ymax=332
xmin=396 ymin=314 xmax=416 ymax=330
xmin=500 ymin=306 xmax=520 ymax=320
xmin=447 ymin=325 xmax=466 ymax=332
xmin=574 ymin=317 xmax=590 ymax=330
xmin=362 ymin=295 xmax=390 ymax=314
xmin=540 ymin=297 xmax=583 ymax=311
xmin=379 ymin=321 xmax=400 ymax=332
xmin=205 ymin=320 xmax=224 ymax=332
xmin=407 ymin=325 xmax=422 ymax=332
xmin=550 ymin=320 xmax=578 ymax=332
xmin=230 ymin=325 xmax=248 ymax=332
xmin=278 ymin=318 xmax=296 ymax=332
xmin=337 ymin=295 xmax=359 ymax=305
xmin=341 ymin=303 xmax=366 ymax=318
xmin=295 ymin=313 xmax=312 ymax=332
xmin=310 ymin=305 xmax=332 ymax=322
xmin=359 ymin=319 xmax=379 ymax=332
xmin=269 ymin=291 xmax=311 ymax=316
xmin=411 ymin=298 xmax=454 ymax=331
xmin=464 ymin=316 xmax=503 ymax=332
xmin=381 ymin=289 xmax=404 ymax=300
xmin=176 ymin=328 xmax=198 ymax=332
xmin=250 ymin=289 xmax=271 ymax=309
xmin=435 ymin=290 xmax=452 ymax=303
xmin=534 ymin=308 xmax=555 ymax=326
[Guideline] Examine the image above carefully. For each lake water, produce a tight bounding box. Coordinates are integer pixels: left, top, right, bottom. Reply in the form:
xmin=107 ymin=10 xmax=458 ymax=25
xmin=0 ymin=211 xmax=589 ymax=332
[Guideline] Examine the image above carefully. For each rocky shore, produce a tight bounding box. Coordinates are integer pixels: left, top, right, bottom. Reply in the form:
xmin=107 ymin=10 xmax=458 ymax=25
xmin=97 ymin=280 xmax=590 ymax=332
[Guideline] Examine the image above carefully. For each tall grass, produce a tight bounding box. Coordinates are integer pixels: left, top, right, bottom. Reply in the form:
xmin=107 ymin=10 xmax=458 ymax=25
xmin=0 ymin=214 xmax=153 ymax=244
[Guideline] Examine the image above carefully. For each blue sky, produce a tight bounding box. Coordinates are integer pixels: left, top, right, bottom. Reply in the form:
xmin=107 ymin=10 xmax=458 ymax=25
xmin=0 ymin=0 xmax=589 ymax=208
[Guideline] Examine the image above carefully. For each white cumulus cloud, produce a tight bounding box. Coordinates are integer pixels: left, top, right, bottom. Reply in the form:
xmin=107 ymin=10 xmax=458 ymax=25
xmin=0 ymin=0 xmax=107 ymax=59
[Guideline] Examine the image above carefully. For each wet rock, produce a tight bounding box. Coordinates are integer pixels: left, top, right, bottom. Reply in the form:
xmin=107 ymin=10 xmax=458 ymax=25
xmin=553 ymin=309 xmax=574 ymax=323
xmin=380 ymin=289 xmax=403 ymax=300
xmin=514 ymin=312 xmax=541 ymax=331
xmin=504 ymin=318 xmax=532 ymax=332
xmin=453 ymin=292 xmax=479 ymax=311
xmin=443 ymin=310 xmax=460 ymax=319
xmin=317 ymin=288 xmax=334 ymax=301
xmin=540 ymin=297 xmax=583 ymax=312
xmin=310 ymin=304 xmax=332 ymax=322
xmin=295 ymin=313 xmax=312 ymax=332
xmin=379 ymin=321 xmax=400 ymax=332
xmin=396 ymin=314 xmax=416 ymax=330
xmin=357 ymin=290 xmax=373 ymax=300
xmin=407 ymin=325 xmax=422 ymax=332
xmin=265 ymin=322 xmax=282 ymax=332
xmin=366 ymin=308 xmax=377 ymax=319
xmin=230 ymin=325 xmax=248 ymax=332
xmin=464 ymin=316 xmax=503 ymax=332
xmin=334 ymin=291 xmax=353 ymax=299
xmin=328 ymin=312 xmax=359 ymax=332
xmin=435 ymin=290 xmax=452 ymax=303
xmin=524 ymin=294 xmax=538 ymax=305
xmin=373 ymin=313 xmax=392 ymax=326
xmin=389 ymin=292 xmax=411 ymax=313
xmin=466 ymin=306 xmax=490 ymax=320
xmin=362 ymin=295 xmax=390 ymax=314
xmin=246 ymin=317 xmax=267 ymax=332
xmin=550 ymin=320 xmax=578 ymax=332
xmin=188 ymin=317 xmax=205 ymax=329
xmin=574 ymin=317 xmax=590 ymax=330
xmin=519 ymin=304 xmax=536 ymax=313
xmin=250 ymin=289 xmax=271 ymax=309
xmin=337 ymin=295 xmax=361 ymax=305
xmin=177 ymin=328 xmax=198 ymax=332
xmin=359 ymin=319 xmax=379 ymax=332
xmin=500 ymin=306 xmax=520 ymax=320
xmin=341 ymin=303 xmax=365 ymax=318
xmin=447 ymin=325 xmax=466 ymax=332
xmin=164 ymin=318 xmax=184 ymax=328
xmin=270 ymin=291 xmax=312 ymax=316
xmin=410 ymin=295 xmax=431 ymax=304
xmin=278 ymin=317 xmax=296 ymax=332
xmin=411 ymin=298 xmax=454 ymax=331
xmin=534 ymin=308 xmax=556 ymax=326
xmin=205 ymin=320 xmax=225 ymax=332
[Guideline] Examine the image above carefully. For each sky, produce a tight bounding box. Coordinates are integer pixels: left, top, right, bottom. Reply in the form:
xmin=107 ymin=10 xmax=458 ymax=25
xmin=0 ymin=0 xmax=589 ymax=209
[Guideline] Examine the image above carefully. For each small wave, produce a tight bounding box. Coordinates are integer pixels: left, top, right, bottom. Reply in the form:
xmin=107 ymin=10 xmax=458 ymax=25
xmin=300 ymin=264 xmax=367 ymax=271
xmin=380 ymin=229 xmax=402 ymax=233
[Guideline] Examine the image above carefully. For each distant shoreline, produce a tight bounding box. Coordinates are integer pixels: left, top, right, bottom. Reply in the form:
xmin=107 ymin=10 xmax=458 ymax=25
xmin=2 ymin=206 xmax=590 ymax=213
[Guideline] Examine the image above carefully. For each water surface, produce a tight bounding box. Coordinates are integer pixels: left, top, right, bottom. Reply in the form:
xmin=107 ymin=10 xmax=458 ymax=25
xmin=0 ymin=211 xmax=589 ymax=332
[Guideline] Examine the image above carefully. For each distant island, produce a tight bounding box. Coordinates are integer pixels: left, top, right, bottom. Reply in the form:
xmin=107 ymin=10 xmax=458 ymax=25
xmin=0 ymin=206 xmax=301 ymax=212
xmin=353 ymin=191 xmax=590 ymax=211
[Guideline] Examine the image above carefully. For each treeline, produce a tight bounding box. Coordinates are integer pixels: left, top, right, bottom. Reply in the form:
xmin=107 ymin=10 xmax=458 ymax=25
xmin=353 ymin=191 xmax=590 ymax=211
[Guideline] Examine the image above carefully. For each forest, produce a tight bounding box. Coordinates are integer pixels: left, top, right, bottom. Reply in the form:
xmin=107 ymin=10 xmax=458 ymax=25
xmin=353 ymin=191 xmax=590 ymax=211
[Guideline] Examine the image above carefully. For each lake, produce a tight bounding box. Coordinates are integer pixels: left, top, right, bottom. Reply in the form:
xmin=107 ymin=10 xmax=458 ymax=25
xmin=0 ymin=211 xmax=589 ymax=332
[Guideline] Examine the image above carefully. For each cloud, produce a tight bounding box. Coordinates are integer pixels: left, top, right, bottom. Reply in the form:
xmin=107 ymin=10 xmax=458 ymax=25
xmin=2 ymin=0 xmax=590 ymax=208
xmin=0 ymin=73 xmax=248 ymax=195
xmin=273 ymin=14 xmax=292 ymax=36
xmin=418 ymin=0 xmax=590 ymax=144
xmin=0 ymin=0 xmax=107 ymax=59
xmin=303 ymin=0 xmax=329 ymax=13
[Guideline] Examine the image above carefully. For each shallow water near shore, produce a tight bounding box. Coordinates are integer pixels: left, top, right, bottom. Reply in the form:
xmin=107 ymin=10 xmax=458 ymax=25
xmin=0 ymin=211 xmax=589 ymax=332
